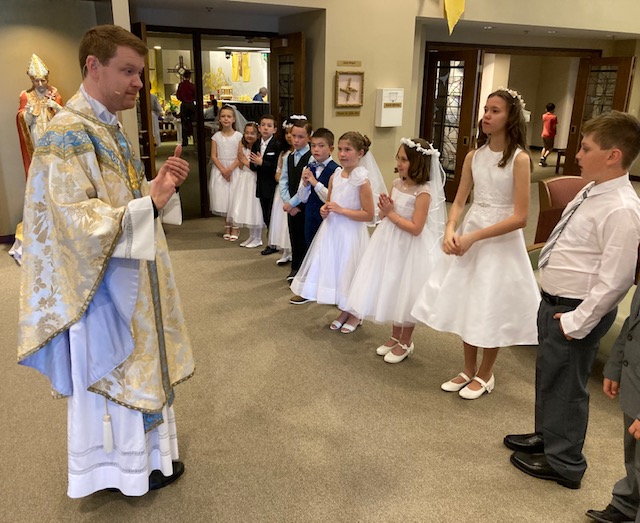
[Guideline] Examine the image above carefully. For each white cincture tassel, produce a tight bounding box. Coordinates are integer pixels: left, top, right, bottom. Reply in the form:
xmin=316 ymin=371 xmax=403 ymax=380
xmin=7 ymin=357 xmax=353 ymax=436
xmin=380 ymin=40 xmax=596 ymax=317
xmin=103 ymin=398 xmax=114 ymax=454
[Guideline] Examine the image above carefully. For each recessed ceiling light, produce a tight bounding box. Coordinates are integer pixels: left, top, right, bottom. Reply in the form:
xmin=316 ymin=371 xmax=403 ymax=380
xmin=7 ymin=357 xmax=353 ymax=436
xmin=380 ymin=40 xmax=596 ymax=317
xmin=547 ymin=30 xmax=557 ymax=34
xmin=483 ymin=26 xmax=493 ymax=30
xmin=153 ymin=45 xmax=162 ymax=50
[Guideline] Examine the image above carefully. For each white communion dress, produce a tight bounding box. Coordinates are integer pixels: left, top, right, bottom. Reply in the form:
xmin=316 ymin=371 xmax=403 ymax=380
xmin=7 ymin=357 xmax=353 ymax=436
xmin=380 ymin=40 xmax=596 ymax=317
xmin=269 ymin=151 xmax=292 ymax=250
xmin=290 ymin=166 xmax=371 ymax=309
xmin=228 ymin=146 xmax=265 ymax=228
xmin=411 ymin=145 xmax=540 ymax=347
xmin=346 ymin=178 xmax=443 ymax=324
xmin=209 ymin=130 xmax=242 ymax=215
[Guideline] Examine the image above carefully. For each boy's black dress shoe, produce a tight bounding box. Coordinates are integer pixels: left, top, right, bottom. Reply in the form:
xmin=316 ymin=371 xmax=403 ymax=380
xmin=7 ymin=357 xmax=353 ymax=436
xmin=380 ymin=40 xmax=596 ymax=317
xmin=149 ymin=461 xmax=185 ymax=491
xmin=261 ymin=246 xmax=278 ymax=255
xmin=510 ymin=451 xmax=580 ymax=489
xmin=504 ymin=432 xmax=544 ymax=453
xmin=586 ymin=505 xmax=634 ymax=522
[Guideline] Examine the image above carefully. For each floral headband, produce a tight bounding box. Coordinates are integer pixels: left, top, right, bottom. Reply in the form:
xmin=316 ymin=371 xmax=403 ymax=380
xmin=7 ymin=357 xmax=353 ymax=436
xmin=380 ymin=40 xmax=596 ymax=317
xmin=282 ymin=114 xmax=308 ymax=129
xmin=400 ymin=138 xmax=440 ymax=157
xmin=496 ymin=86 xmax=526 ymax=109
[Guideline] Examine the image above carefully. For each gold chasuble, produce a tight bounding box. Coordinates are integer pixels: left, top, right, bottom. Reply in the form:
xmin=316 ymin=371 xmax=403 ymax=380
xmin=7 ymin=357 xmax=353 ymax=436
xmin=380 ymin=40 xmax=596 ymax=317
xmin=18 ymin=91 xmax=194 ymax=428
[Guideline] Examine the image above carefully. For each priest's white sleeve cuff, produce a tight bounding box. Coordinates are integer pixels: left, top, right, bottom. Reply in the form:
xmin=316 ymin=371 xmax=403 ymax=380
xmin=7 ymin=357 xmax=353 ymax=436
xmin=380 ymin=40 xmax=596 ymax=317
xmin=160 ymin=191 xmax=183 ymax=225
xmin=112 ymin=196 xmax=156 ymax=261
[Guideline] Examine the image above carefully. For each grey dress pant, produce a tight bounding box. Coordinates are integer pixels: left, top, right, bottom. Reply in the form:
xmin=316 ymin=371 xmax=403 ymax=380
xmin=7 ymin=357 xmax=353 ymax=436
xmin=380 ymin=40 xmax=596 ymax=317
xmin=535 ymin=299 xmax=616 ymax=482
xmin=611 ymin=413 xmax=640 ymax=521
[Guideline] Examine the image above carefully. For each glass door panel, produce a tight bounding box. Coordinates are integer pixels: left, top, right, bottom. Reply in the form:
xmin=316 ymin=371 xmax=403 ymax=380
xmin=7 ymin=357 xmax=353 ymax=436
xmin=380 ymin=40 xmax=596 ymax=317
xmin=421 ymin=49 xmax=481 ymax=201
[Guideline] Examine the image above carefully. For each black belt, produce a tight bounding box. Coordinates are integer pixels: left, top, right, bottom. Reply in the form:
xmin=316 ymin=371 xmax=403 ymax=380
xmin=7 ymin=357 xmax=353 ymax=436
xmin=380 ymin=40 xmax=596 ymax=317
xmin=541 ymin=290 xmax=583 ymax=307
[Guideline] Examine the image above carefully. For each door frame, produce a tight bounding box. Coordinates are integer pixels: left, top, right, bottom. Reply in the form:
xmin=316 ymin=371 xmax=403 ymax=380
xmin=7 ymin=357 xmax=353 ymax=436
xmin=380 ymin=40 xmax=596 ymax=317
xmin=421 ymin=47 xmax=482 ymax=201
xmin=421 ymin=42 xmax=603 ymax=195
xmin=563 ymin=56 xmax=636 ymax=175
xmin=143 ymin=25 xmax=278 ymax=217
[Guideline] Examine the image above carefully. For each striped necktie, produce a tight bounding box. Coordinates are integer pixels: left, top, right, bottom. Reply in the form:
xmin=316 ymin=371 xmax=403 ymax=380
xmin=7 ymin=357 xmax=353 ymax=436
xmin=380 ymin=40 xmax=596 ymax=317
xmin=538 ymin=182 xmax=594 ymax=269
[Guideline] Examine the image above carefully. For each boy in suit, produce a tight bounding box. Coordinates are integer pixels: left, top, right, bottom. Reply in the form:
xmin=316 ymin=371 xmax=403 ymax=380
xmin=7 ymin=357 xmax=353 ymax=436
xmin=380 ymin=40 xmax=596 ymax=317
xmin=250 ymin=114 xmax=281 ymax=255
xmin=505 ymin=111 xmax=640 ymax=490
xmin=280 ymin=119 xmax=313 ymax=281
xmin=586 ymin=263 xmax=640 ymax=522
xmin=300 ymin=128 xmax=339 ymax=245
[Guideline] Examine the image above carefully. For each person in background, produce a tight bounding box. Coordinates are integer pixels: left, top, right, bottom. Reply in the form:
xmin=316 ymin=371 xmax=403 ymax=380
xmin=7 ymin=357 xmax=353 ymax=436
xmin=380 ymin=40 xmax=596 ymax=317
xmin=176 ymin=70 xmax=196 ymax=146
xmin=150 ymin=92 xmax=163 ymax=146
xmin=253 ymin=87 xmax=268 ymax=102
xmin=540 ymin=103 xmax=558 ymax=167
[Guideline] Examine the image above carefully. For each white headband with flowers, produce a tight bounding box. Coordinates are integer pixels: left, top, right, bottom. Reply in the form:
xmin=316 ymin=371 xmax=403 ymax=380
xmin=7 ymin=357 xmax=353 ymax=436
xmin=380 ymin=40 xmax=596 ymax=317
xmin=497 ymin=86 xmax=526 ymax=109
xmin=400 ymin=137 xmax=440 ymax=157
xmin=282 ymin=114 xmax=308 ymax=129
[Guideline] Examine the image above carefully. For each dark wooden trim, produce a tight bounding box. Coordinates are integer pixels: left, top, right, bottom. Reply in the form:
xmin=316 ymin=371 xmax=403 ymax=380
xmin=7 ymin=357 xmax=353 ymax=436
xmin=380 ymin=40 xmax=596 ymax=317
xmin=145 ymin=25 xmax=277 ymax=39
xmin=426 ymin=42 xmax=601 ymax=59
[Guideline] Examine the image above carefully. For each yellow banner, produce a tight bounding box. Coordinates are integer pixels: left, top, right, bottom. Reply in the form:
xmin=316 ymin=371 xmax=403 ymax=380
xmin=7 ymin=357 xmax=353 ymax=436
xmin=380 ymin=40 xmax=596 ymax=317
xmin=444 ymin=0 xmax=465 ymax=35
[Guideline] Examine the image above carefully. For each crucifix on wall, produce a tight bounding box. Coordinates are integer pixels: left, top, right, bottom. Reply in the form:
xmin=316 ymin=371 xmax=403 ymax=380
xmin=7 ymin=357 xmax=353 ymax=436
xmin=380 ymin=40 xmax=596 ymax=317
xmin=167 ymin=55 xmax=192 ymax=80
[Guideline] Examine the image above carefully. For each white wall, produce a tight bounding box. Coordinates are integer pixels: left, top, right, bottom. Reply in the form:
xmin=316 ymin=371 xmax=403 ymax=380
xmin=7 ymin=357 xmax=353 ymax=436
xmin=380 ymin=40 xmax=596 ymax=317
xmin=528 ymin=57 xmax=580 ymax=150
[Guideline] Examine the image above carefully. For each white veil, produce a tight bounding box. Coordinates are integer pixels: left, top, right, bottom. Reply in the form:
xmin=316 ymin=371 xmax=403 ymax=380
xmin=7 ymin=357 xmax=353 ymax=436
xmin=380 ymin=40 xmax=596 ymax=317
xmin=212 ymin=104 xmax=249 ymax=133
xmin=358 ymin=150 xmax=387 ymax=226
xmin=424 ymin=141 xmax=447 ymax=252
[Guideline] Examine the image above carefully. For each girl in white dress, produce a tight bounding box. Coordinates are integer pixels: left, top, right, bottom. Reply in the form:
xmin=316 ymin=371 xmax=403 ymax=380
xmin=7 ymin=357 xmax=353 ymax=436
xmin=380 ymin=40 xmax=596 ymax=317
xmin=209 ymin=105 xmax=242 ymax=240
xmin=290 ymin=132 xmax=375 ymax=333
xmin=229 ymin=122 xmax=264 ymax=248
xmin=270 ymin=122 xmax=294 ymax=264
xmin=412 ymin=88 xmax=540 ymax=399
xmin=346 ymin=138 xmax=446 ymax=363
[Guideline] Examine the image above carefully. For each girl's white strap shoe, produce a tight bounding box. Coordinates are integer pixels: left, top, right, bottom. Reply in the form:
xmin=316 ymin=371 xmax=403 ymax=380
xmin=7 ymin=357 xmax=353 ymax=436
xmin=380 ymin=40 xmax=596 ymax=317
xmin=376 ymin=337 xmax=400 ymax=356
xmin=441 ymin=372 xmax=473 ymax=392
xmin=383 ymin=342 xmax=414 ymax=364
xmin=459 ymin=375 xmax=495 ymax=400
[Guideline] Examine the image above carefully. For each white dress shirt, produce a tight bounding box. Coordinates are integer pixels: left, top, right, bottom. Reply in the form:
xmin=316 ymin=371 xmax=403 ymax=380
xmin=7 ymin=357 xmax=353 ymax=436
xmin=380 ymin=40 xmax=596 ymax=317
xmin=540 ymin=174 xmax=640 ymax=339
xmin=260 ymin=136 xmax=272 ymax=155
xmin=297 ymin=157 xmax=333 ymax=204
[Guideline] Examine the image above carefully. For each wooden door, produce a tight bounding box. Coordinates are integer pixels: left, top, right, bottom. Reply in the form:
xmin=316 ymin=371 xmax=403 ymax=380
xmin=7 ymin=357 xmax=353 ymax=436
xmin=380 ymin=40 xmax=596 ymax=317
xmin=563 ymin=56 xmax=635 ymax=175
xmin=421 ymin=49 xmax=481 ymax=201
xmin=270 ymin=33 xmax=305 ymax=123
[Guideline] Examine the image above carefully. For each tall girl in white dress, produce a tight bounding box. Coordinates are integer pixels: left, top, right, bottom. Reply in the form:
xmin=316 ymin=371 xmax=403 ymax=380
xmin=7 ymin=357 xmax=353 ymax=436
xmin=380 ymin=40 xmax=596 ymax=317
xmin=412 ymin=88 xmax=540 ymax=399
xmin=209 ymin=105 xmax=242 ymax=240
xmin=270 ymin=122 xmax=294 ymax=264
xmin=290 ymin=132 xmax=375 ymax=333
xmin=346 ymin=138 xmax=446 ymax=363
xmin=229 ymin=122 xmax=264 ymax=248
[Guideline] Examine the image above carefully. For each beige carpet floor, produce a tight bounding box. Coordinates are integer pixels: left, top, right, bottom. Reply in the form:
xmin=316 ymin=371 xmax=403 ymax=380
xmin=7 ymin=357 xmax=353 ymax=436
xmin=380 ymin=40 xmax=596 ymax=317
xmin=0 ymin=155 xmax=629 ymax=522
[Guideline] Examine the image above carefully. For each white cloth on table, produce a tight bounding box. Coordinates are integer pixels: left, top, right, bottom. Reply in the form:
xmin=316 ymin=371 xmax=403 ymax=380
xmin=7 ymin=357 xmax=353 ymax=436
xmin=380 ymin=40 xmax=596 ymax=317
xmin=209 ymin=130 xmax=242 ymax=215
xmin=411 ymin=145 xmax=540 ymax=347
xmin=290 ymin=166 xmax=370 ymax=309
